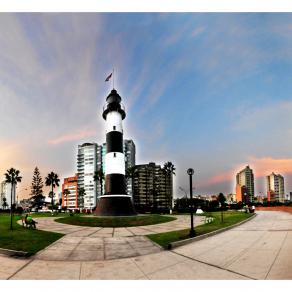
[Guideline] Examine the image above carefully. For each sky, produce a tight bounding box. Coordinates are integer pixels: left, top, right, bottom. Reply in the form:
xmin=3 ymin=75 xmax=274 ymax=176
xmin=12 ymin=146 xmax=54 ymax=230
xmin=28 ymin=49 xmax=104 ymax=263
xmin=1 ymin=13 xmax=292 ymax=200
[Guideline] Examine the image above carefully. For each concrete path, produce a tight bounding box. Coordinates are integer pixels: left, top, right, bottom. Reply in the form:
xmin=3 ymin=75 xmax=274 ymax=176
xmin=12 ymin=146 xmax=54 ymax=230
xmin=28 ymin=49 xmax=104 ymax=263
xmin=34 ymin=214 xmax=195 ymax=235
xmin=1 ymin=211 xmax=291 ymax=279
xmin=30 ymin=215 xmax=204 ymax=261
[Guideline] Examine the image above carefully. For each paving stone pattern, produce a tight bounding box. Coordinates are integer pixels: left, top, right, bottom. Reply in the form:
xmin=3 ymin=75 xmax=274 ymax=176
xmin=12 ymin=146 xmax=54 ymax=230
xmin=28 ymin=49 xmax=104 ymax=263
xmin=32 ymin=215 xmax=203 ymax=261
xmin=3 ymin=211 xmax=291 ymax=279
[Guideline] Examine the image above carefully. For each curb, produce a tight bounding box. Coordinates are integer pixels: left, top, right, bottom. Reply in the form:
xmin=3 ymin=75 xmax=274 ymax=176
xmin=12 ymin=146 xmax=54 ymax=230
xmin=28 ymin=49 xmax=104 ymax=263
xmin=0 ymin=247 xmax=28 ymax=257
xmin=168 ymin=213 xmax=257 ymax=250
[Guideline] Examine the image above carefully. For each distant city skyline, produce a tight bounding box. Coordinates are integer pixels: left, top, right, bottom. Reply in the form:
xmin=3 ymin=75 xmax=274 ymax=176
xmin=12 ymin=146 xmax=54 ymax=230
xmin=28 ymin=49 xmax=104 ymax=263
xmin=1 ymin=13 xmax=292 ymax=199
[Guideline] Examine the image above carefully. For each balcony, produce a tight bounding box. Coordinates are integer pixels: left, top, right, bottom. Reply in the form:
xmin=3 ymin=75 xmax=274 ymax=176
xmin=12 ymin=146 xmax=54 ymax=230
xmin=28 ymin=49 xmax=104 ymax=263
xmin=102 ymin=102 xmax=126 ymax=120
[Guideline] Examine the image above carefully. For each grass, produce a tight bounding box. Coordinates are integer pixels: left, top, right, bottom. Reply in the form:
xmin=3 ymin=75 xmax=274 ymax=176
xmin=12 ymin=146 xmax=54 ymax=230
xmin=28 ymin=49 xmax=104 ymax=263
xmin=0 ymin=214 xmax=63 ymax=256
xmin=146 ymin=211 xmax=254 ymax=249
xmin=55 ymin=214 xmax=176 ymax=227
xmin=28 ymin=212 xmax=76 ymax=218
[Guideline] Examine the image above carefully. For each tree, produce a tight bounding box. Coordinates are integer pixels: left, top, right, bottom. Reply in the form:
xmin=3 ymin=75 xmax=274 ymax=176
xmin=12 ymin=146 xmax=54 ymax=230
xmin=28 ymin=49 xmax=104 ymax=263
xmin=125 ymin=166 xmax=137 ymax=196
xmin=217 ymin=193 xmax=227 ymax=206
xmin=93 ymin=169 xmax=105 ymax=197
xmin=2 ymin=197 xmax=8 ymax=209
xmin=30 ymin=167 xmax=45 ymax=209
xmin=125 ymin=166 xmax=137 ymax=181
xmin=77 ymin=187 xmax=86 ymax=210
xmin=163 ymin=162 xmax=176 ymax=211
xmin=4 ymin=168 xmax=22 ymax=230
xmin=45 ymin=172 xmax=60 ymax=212
xmin=63 ymin=189 xmax=70 ymax=209
xmin=48 ymin=191 xmax=55 ymax=200
xmin=217 ymin=193 xmax=226 ymax=223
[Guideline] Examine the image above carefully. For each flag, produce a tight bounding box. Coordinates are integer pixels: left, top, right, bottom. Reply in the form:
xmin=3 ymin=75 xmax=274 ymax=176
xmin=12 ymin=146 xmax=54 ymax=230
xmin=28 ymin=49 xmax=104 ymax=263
xmin=105 ymin=73 xmax=112 ymax=82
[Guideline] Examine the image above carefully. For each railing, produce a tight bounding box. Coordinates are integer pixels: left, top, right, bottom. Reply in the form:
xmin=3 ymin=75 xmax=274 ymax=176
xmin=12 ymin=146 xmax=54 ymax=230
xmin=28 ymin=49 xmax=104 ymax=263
xmin=103 ymin=102 xmax=125 ymax=112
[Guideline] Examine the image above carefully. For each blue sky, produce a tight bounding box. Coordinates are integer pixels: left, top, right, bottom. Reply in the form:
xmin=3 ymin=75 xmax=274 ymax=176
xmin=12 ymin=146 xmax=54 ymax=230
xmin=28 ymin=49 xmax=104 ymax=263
xmin=1 ymin=13 xmax=292 ymax=199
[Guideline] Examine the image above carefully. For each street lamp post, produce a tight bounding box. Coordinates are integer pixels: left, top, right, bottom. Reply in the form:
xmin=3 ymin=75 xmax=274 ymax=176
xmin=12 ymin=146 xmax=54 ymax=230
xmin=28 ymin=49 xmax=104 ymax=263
xmin=16 ymin=186 xmax=28 ymax=205
xmin=187 ymin=168 xmax=196 ymax=237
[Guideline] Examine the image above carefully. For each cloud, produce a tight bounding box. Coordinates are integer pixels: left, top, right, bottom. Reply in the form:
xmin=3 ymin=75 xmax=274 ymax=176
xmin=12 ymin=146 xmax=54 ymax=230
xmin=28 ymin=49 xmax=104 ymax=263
xmin=0 ymin=141 xmax=23 ymax=172
xmin=48 ymin=129 xmax=97 ymax=145
xmin=204 ymin=171 xmax=234 ymax=186
xmin=232 ymin=101 xmax=292 ymax=132
xmin=248 ymin=156 xmax=292 ymax=177
xmin=196 ymin=155 xmax=292 ymax=194
xmin=191 ymin=26 xmax=205 ymax=38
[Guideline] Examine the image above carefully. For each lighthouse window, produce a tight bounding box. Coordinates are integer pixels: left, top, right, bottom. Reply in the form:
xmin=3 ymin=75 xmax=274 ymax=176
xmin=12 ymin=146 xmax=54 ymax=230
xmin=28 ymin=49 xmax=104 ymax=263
xmin=113 ymin=126 xmax=116 ymax=130
xmin=114 ymin=153 xmax=116 ymax=157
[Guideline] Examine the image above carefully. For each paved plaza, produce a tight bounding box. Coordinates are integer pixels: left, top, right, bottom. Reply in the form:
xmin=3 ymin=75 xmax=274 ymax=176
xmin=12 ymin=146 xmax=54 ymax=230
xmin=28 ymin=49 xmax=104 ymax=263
xmin=27 ymin=215 xmax=203 ymax=261
xmin=1 ymin=211 xmax=292 ymax=279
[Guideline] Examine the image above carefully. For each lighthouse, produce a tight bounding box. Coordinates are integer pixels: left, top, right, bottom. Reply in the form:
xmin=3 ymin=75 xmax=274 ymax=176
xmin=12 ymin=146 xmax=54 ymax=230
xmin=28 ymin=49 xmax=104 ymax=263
xmin=94 ymin=89 xmax=136 ymax=216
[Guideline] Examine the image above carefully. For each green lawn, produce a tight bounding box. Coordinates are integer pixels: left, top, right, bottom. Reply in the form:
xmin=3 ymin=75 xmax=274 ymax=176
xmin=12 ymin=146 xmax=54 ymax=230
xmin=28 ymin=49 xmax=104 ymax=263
xmin=28 ymin=212 xmax=75 ymax=218
xmin=0 ymin=214 xmax=63 ymax=256
xmin=147 ymin=211 xmax=253 ymax=249
xmin=55 ymin=214 xmax=176 ymax=227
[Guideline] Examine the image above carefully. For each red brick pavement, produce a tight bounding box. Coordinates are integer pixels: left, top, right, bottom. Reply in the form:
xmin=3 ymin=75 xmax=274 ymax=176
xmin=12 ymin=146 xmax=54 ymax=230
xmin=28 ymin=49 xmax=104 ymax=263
xmin=256 ymin=206 xmax=292 ymax=213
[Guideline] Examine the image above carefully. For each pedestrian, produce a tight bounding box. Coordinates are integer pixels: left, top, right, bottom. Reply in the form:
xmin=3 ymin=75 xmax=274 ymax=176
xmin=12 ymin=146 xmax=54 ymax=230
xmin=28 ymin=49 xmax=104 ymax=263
xmin=25 ymin=214 xmax=38 ymax=229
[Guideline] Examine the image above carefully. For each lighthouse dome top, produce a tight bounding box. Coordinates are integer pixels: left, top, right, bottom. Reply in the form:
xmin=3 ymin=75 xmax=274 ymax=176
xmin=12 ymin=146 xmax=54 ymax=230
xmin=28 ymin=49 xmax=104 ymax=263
xmin=106 ymin=89 xmax=122 ymax=104
xmin=102 ymin=88 xmax=126 ymax=120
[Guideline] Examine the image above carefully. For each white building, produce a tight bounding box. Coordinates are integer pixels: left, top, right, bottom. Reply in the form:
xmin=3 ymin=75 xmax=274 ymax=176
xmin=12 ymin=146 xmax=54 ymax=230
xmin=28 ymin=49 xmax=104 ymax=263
xmin=77 ymin=140 xmax=136 ymax=210
xmin=77 ymin=143 xmax=98 ymax=210
xmin=266 ymin=172 xmax=285 ymax=202
xmin=0 ymin=180 xmax=15 ymax=209
xmin=236 ymin=165 xmax=255 ymax=202
xmin=124 ymin=140 xmax=136 ymax=197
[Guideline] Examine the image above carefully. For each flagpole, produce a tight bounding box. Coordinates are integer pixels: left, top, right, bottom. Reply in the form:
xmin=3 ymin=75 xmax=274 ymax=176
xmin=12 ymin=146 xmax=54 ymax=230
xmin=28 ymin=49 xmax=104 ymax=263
xmin=113 ymin=67 xmax=114 ymax=89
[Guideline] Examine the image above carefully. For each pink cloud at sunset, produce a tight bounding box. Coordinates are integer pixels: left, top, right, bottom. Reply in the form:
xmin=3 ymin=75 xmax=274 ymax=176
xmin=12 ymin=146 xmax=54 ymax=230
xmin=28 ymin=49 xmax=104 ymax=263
xmin=0 ymin=141 xmax=22 ymax=171
xmin=48 ymin=129 xmax=97 ymax=145
xmin=197 ymin=170 xmax=234 ymax=189
xmin=248 ymin=156 xmax=292 ymax=177
xmin=198 ymin=156 xmax=292 ymax=190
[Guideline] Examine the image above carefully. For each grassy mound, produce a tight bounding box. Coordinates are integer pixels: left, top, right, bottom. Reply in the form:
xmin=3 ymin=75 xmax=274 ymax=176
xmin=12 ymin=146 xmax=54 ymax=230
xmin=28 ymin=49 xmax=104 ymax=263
xmin=55 ymin=214 xmax=176 ymax=227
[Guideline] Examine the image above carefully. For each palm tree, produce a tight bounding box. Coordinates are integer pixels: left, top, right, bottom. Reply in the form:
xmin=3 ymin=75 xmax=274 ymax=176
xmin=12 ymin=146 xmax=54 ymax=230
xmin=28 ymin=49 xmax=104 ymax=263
xmin=126 ymin=166 xmax=137 ymax=180
xmin=45 ymin=172 xmax=60 ymax=213
xmin=93 ymin=169 xmax=105 ymax=197
xmin=125 ymin=166 xmax=137 ymax=196
xmin=77 ymin=187 xmax=86 ymax=211
xmin=63 ymin=189 xmax=70 ymax=210
xmin=163 ymin=162 xmax=176 ymax=211
xmin=2 ymin=197 xmax=8 ymax=209
xmin=5 ymin=168 xmax=22 ymax=230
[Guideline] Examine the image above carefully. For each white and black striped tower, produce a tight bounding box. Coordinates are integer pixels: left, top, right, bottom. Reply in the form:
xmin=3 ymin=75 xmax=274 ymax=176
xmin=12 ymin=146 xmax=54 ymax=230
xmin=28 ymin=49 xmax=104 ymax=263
xmin=95 ymin=89 xmax=136 ymax=216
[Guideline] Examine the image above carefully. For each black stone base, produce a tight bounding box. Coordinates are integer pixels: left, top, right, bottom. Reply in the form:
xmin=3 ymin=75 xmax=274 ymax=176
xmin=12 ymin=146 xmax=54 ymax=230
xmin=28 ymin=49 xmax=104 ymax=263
xmin=94 ymin=196 xmax=137 ymax=216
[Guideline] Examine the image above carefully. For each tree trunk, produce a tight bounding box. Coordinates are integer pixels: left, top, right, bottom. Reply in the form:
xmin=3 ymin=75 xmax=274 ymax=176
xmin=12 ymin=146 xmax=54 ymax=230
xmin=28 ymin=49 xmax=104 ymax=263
xmin=10 ymin=183 xmax=13 ymax=230
xmin=51 ymin=185 xmax=54 ymax=212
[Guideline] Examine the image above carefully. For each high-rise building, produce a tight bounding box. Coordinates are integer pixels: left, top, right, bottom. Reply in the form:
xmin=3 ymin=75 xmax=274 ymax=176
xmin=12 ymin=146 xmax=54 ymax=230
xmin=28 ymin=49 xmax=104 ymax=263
xmin=77 ymin=143 xmax=98 ymax=210
xmin=133 ymin=162 xmax=173 ymax=213
xmin=124 ymin=139 xmax=136 ymax=197
xmin=235 ymin=165 xmax=255 ymax=203
xmin=62 ymin=175 xmax=78 ymax=210
xmin=101 ymin=139 xmax=136 ymax=197
xmin=77 ymin=139 xmax=136 ymax=210
xmin=266 ymin=172 xmax=285 ymax=202
xmin=0 ymin=180 xmax=15 ymax=209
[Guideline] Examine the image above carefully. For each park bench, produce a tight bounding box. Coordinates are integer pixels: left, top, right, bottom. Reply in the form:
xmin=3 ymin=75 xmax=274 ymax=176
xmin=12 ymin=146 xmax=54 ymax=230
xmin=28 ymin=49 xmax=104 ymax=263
xmin=21 ymin=215 xmax=37 ymax=229
xmin=204 ymin=216 xmax=214 ymax=224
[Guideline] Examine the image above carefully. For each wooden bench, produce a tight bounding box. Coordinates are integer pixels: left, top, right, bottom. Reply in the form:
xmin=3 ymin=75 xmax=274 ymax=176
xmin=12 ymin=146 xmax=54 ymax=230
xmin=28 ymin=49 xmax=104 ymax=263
xmin=21 ymin=216 xmax=37 ymax=229
xmin=204 ymin=216 xmax=214 ymax=224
